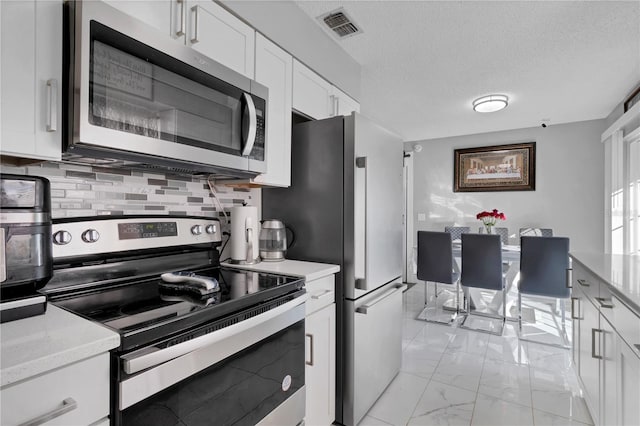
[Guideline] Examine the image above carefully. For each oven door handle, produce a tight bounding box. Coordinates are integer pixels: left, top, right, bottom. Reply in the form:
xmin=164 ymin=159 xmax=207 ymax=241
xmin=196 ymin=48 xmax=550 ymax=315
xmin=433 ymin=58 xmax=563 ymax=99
xmin=122 ymin=294 xmax=308 ymax=374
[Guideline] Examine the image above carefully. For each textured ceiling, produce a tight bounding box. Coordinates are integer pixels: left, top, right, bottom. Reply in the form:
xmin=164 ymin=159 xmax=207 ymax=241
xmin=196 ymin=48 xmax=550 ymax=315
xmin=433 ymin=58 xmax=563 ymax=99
xmin=295 ymin=1 xmax=640 ymax=141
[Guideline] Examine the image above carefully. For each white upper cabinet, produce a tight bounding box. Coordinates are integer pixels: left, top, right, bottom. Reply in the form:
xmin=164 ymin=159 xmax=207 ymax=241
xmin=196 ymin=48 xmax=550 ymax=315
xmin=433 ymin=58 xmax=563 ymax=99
xmin=105 ymin=1 xmax=255 ymax=79
xmin=332 ymin=85 xmax=360 ymax=116
xmin=253 ymin=34 xmax=293 ymax=187
xmin=293 ymin=59 xmax=359 ymax=120
xmin=292 ymin=60 xmax=334 ymax=120
xmin=0 ymin=0 xmax=62 ymax=161
xmin=186 ymin=1 xmax=255 ymax=79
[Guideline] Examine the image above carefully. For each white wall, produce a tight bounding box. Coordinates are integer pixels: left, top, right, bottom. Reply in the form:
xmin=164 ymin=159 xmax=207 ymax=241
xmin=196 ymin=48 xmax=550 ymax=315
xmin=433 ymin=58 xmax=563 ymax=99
xmin=221 ymin=0 xmax=361 ymax=99
xmin=404 ymin=119 xmax=606 ymax=252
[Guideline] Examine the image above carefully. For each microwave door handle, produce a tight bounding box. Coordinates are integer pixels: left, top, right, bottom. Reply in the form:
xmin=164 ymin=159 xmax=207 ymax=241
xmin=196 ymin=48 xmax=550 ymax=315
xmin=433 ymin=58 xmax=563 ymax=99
xmin=241 ymin=93 xmax=257 ymax=157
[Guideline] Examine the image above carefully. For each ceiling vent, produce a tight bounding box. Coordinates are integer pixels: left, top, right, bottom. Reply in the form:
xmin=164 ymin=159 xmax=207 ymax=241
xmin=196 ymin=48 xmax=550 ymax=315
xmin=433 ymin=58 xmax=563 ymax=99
xmin=317 ymin=8 xmax=362 ymax=39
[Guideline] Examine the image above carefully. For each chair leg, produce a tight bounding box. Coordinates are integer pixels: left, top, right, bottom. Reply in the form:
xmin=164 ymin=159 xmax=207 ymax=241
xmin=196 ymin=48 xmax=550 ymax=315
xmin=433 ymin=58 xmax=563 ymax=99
xmin=518 ymin=292 xmax=522 ymax=332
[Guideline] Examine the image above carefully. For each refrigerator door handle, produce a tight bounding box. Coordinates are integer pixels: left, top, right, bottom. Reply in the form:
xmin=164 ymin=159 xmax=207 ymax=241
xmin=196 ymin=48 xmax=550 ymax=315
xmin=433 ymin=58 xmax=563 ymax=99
xmin=356 ymin=284 xmax=407 ymax=314
xmin=355 ymin=156 xmax=368 ymax=290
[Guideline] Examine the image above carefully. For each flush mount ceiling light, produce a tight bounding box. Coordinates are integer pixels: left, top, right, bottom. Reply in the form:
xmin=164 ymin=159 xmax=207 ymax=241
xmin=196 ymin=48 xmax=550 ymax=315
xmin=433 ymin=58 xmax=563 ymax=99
xmin=472 ymin=94 xmax=509 ymax=113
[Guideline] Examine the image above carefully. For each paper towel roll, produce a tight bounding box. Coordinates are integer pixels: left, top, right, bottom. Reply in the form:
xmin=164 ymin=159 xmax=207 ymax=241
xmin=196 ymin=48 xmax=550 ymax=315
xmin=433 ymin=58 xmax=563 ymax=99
xmin=230 ymin=206 xmax=260 ymax=264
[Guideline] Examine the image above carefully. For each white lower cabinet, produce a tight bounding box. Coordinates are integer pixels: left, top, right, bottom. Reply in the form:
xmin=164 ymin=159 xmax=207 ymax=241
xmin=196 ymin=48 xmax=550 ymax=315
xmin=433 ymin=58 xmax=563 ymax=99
xmin=572 ymin=260 xmax=640 ymax=426
xmin=0 ymin=353 xmax=110 ymax=426
xmin=305 ymin=274 xmax=336 ymax=426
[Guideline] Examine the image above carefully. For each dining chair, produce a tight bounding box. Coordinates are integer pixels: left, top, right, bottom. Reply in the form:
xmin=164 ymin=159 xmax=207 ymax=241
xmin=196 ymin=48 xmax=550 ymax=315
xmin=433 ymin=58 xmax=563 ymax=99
xmin=459 ymin=233 xmax=505 ymax=336
xmin=477 ymin=226 xmax=509 ymax=244
xmin=444 ymin=226 xmax=470 ymax=241
xmin=519 ymin=227 xmax=553 ymax=237
xmin=416 ymin=231 xmax=460 ymax=325
xmin=518 ymin=236 xmax=571 ymax=348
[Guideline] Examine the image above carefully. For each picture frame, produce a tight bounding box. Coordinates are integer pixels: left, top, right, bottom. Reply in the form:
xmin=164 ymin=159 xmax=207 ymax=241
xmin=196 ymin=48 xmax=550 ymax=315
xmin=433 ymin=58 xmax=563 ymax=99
xmin=454 ymin=142 xmax=536 ymax=192
xmin=624 ymin=85 xmax=640 ymax=113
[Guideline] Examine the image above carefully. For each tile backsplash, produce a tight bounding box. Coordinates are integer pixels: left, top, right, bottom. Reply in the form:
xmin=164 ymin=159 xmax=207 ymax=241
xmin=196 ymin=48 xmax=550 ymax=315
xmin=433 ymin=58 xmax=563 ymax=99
xmin=1 ymin=162 xmax=256 ymax=222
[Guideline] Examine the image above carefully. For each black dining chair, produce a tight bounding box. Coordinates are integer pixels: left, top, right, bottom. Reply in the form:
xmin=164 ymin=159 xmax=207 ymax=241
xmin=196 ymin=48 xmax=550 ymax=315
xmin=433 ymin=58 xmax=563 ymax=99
xmin=416 ymin=231 xmax=460 ymax=325
xmin=477 ymin=226 xmax=509 ymax=244
xmin=444 ymin=226 xmax=470 ymax=241
xmin=519 ymin=227 xmax=553 ymax=237
xmin=518 ymin=236 xmax=571 ymax=347
xmin=460 ymin=233 xmax=505 ymax=335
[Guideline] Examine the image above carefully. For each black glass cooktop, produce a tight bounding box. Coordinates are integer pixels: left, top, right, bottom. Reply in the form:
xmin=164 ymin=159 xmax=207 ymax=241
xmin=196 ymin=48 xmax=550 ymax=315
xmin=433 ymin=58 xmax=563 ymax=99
xmin=52 ymin=266 xmax=304 ymax=351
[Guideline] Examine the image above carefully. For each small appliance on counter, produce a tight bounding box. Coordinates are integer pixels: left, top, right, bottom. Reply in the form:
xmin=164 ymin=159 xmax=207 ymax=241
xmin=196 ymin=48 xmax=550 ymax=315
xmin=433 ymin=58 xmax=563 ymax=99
xmin=229 ymin=205 xmax=260 ymax=265
xmin=0 ymin=174 xmax=52 ymax=323
xmin=259 ymin=219 xmax=294 ymax=262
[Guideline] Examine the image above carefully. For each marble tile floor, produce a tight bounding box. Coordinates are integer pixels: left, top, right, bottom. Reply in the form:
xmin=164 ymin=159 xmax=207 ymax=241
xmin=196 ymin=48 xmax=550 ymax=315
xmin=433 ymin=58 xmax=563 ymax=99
xmin=358 ymin=284 xmax=592 ymax=426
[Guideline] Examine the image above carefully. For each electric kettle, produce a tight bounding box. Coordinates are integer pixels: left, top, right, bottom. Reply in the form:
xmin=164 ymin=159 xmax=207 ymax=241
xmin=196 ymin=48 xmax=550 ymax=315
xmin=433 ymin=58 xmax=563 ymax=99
xmin=259 ymin=220 xmax=294 ymax=262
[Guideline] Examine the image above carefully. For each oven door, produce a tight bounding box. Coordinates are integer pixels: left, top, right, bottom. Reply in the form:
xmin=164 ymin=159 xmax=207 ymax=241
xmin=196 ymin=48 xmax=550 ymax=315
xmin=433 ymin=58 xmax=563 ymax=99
xmin=66 ymin=1 xmax=267 ymax=175
xmin=115 ymin=296 xmax=306 ymax=426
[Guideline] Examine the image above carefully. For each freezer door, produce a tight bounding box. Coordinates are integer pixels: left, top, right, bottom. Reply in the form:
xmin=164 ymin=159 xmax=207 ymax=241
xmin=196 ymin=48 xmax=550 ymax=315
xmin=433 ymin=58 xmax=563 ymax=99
xmin=343 ymin=280 xmax=406 ymax=426
xmin=344 ymin=113 xmax=404 ymax=299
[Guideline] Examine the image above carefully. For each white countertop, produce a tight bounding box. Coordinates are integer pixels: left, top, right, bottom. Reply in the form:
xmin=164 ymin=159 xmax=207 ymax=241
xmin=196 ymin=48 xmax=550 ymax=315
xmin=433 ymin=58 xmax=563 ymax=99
xmin=1 ymin=304 xmax=120 ymax=388
xmin=221 ymin=259 xmax=339 ymax=282
xmin=570 ymin=251 xmax=640 ymax=315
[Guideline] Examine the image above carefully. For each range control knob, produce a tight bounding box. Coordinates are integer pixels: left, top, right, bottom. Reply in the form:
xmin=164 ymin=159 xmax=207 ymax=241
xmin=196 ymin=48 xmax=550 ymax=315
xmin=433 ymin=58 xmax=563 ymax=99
xmin=82 ymin=229 xmax=100 ymax=243
xmin=205 ymin=224 xmax=217 ymax=235
xmin=53 ymin=230 xmax=72 ymax=245
xmin=191 ymin=225 xmax=203 ymax=235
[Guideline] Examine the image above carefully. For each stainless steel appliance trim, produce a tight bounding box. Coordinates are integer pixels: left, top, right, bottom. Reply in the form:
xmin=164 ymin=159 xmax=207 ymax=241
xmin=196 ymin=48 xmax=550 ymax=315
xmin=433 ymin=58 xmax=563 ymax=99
xmin=355 ymin=283 xmax=406 ymax=314
xmin=260 ymin=251 xmax=285 ymax=261
xmin=120 ymin=298 xmax=306 ymax=409
xmin=71 ymin=1 xmax=267 ymax=173
xmin=255 ymin=386 xmax=305 ymax=426
xmin=122 ymin=294 xmax=307 ymax=374
xmin=241 ymin=93 xmax=258 ymax=156
xmin=0 ymin=212 xmax=50 ymax=224
xmin=18 ymin=397 xmax=77 ymax=426
xmin=0 ymin=228 xmax=5 ymax=283
xmin=0 ymin=296 xmax=47 ymax=311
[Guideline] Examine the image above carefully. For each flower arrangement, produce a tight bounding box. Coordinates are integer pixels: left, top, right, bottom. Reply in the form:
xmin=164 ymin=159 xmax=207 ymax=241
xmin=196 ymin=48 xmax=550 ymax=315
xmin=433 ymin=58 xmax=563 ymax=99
xmin=476 ymin=209 xmax=506 ymax=234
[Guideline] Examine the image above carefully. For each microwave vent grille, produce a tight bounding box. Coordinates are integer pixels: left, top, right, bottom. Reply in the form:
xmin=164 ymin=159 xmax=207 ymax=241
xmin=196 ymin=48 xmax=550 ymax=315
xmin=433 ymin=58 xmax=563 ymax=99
xmin=318 ymin=8 xmax=362 ymax=39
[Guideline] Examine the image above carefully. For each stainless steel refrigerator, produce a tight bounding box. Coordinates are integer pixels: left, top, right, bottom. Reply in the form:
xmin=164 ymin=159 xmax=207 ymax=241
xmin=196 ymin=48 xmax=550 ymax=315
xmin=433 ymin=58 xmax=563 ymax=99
xmin=262 ymin=112 xmax=406 ymax=426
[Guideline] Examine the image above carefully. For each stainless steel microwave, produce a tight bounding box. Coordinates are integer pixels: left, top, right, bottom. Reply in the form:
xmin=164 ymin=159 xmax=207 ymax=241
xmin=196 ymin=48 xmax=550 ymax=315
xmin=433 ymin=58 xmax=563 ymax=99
xmin=63 ymin=0 xmax=268 ymax=178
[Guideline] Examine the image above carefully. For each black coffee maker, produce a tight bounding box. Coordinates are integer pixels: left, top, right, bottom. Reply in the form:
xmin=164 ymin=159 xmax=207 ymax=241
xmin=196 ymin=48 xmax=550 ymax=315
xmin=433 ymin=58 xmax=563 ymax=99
xmin=0 ymin=174 xmax=52 ymax=322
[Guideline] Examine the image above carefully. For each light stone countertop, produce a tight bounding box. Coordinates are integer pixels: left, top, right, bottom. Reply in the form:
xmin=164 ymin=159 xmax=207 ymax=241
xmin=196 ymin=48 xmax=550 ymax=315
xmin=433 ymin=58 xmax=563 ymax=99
xmin=1 ymin=304 xmax=120 ymax=388
xmin=221 ymin=259 xmax=339 ymax=282
xmin=570 ymin=251 xmax=640 ymax=316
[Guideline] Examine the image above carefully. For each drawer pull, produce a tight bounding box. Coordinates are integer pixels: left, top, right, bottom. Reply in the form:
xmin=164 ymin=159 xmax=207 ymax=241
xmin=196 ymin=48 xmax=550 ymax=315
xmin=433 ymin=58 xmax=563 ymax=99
xmin=635 ymin=344 xmax=640 ymax=353
xmin=305 ymin=333 xmax=314 ymax=366
xmin=311 ymin=289 xmax=333 ymax=300
xmin=19 ymin=397 xmax=77 ymax=426
xmin=570 ymin=297 xmax=581 ymax=320
xmin=596 ymin=297 xmax=614 ymax=309
xmin=577 ymin=279 xmax=590 ymax=287
xmin=592 ymin=328 xmax=603 ymax=360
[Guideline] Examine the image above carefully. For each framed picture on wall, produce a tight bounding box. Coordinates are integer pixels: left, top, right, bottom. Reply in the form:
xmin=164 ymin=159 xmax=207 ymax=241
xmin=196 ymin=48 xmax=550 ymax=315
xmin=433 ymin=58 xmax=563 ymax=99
xmin=453 ymin=142 xmax=536 ymax=192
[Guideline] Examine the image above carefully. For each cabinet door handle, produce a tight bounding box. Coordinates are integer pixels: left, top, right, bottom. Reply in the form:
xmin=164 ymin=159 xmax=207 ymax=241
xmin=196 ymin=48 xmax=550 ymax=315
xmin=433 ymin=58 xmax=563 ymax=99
xmin=634 ymin=344 xmax=640 ymax=353
xmin=577 ymin=279 xmax=590 ymax=287
xmin=566 ymin=268 xmax=573 ymax=288
xmin=175 ymin=0 xmax=185 ymax=36
xmin=190 ymin=6 xmax=199 ymax=44
xmin=570 ymin=297 xmax=580 ymax=320
xmin=19 ymin=397 xmax=77 ymax=426
xmin=46 ymin=79 xmax=57 ymax=132
xmin=595 ymin=297 xmax=614 ymax=309
xmin=305 ymin=333 xmax=314 ymax=366
xmin=311 ymin=289 xmax=333 ymax=300
xmin=335 ymin=96 xmax=340 ymax=116
xmin=591 ymin=328 xmax=603 ymax=360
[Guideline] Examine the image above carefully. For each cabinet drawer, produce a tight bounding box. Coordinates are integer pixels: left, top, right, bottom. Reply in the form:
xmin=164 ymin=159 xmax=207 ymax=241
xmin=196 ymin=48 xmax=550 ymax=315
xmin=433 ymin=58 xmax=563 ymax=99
xmin=598 ymin=284 xmax=640 ymax=354
xmin=306 ymin=274 xmax=335 ymax=315
xmin=573 ymin=264 xmax=600 ymax=302
xmin=1 ymin=353 xmax=110 ymax=426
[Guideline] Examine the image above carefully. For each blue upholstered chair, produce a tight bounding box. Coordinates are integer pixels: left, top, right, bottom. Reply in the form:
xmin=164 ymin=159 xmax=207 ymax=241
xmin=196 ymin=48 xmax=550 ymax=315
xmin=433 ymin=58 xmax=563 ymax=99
xmin=444 ymin=226 xmax=471 ymax=241
xmin=460 ymin=233 xmax=505 ymax=335
xmin=518 ymin=236 xmax=571 ymax=347
xmin=416 ymin=231 xmax=460 ymax=325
